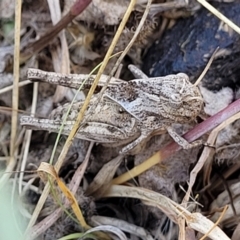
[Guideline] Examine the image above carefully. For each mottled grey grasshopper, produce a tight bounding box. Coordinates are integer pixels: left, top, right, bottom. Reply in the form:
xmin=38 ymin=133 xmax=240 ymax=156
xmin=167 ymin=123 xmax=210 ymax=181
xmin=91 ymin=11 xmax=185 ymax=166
xmin=20 ymin=65 xmax=203 ymax=153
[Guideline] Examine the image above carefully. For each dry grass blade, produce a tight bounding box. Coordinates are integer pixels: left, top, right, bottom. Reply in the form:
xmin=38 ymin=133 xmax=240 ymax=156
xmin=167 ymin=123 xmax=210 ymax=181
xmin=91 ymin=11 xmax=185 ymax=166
xmin=0 ymin=0 xmax=22 ymax=189
xmin=0 ymin=80 xmax=32 ymax=95
xmin=112 ymin=151 xmax=161 ymax=185
xmin=11 ymin=0 xmax=22 ymax=155
xmin=91 ymin=216 xmax=154 ymax=240
xmin=104 ymin=185 xmax=230 ymax=240
xmin=29 ymin=143 xmax=95 ymax=239
xmin=194 ymin=47 xmax=219 ymax=86
xmin=24 ymin=2 xmax=137 ymax=232
xmin=47 ymin=0 xmax=71 ymax=102
xmin=197 ymin=0 xmax=240 ymax=34
xmin=98 ymin=0 xmax=153 ymax=97
xmin=25 ymin=68 xmax=92 ymax=233
xmin=83 ymin=225 xmax=127 ymax=240
xmin=53 ymin=0 xmax=136 ymax=175
xmin=183 ymin=112 xmax=240 ymax=204
xmin=86 ymin=155 xmax=123 ymax=197
xmin=18 ymin=82 xmax=38 ymax=194
xmin=199 ymin=205 xmax=228 ymax=240
xmin=24 ymin=0 xmax=99 ymax=231
xmin=38 ymin=162 xmax=88 ymax=227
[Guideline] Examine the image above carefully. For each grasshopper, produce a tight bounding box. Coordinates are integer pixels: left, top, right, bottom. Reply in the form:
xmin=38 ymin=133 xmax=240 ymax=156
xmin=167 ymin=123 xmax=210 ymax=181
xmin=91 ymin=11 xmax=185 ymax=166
xmin=20 ymin=65 xmax=203 ymax=153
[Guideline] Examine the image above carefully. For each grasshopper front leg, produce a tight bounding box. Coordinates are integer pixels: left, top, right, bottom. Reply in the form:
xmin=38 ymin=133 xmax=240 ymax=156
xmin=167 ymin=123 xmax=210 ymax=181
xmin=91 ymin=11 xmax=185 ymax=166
xmin=165 ymin=125 xmax=202 ymax=149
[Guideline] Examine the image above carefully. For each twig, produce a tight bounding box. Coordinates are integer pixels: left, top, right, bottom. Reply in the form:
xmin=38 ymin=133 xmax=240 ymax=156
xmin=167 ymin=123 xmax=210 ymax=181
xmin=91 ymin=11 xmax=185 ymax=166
xmin=20 ymin=0 xmax=92 ymax=61
xmin=112 ymin=98 xmax=240 ymax=185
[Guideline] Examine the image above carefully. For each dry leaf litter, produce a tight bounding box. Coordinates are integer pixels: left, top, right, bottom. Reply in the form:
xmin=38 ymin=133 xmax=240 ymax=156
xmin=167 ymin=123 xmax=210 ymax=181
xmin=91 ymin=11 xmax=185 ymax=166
xmin=1 ymin=0 xmax=240 ymax=239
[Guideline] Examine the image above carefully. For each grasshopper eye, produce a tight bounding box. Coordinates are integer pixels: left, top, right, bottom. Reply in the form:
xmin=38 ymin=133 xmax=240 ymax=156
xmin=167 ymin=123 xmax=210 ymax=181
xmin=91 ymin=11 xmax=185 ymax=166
xmin=171 ymin=94 xmax=179 ymax=101
xmin=118 ymin=108 xmax=124 ymax=113
xmin=170 ymin=94 xmax=181 ymax=103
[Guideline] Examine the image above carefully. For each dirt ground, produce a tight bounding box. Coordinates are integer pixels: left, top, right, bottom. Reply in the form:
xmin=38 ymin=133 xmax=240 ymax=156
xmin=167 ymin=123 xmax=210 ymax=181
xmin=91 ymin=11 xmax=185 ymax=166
xmin=1 ymin=0 xmax=240 ymax=239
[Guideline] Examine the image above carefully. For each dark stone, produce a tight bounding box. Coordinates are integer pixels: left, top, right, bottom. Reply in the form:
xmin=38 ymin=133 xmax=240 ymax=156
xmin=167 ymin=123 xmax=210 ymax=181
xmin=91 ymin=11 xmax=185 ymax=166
xmin=143 ymin=1 xmax=240 ymax=91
